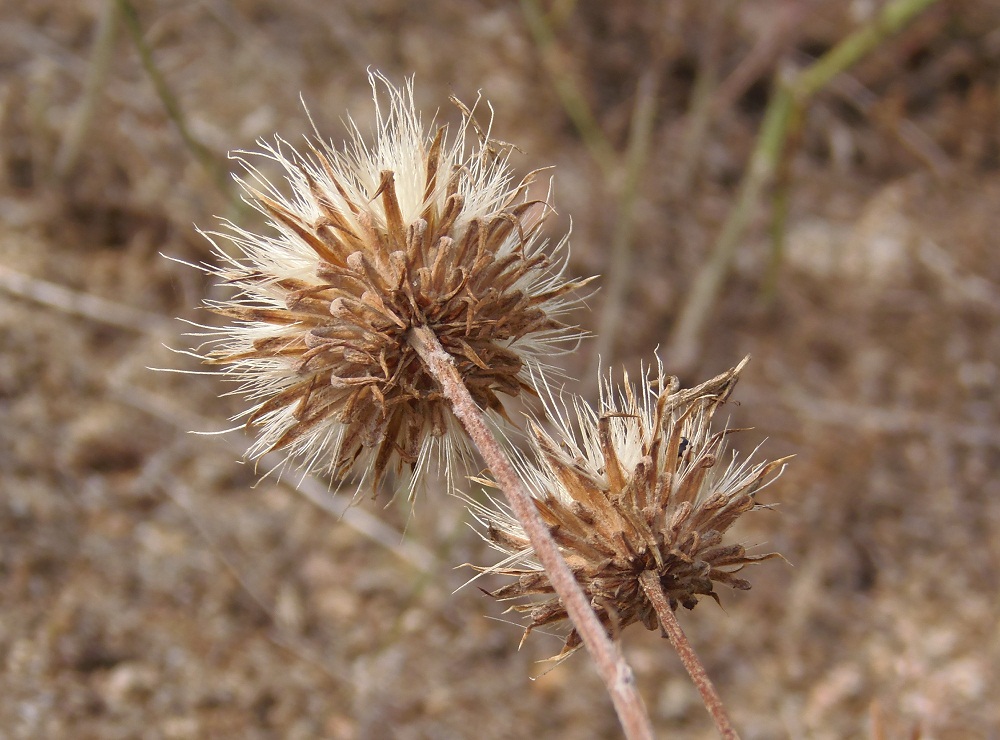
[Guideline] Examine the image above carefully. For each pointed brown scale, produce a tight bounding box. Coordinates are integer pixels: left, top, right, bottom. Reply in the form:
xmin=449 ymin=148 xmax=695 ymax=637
xmin=331 ymin=430 xmax=367 ymax=475
xmin=478 ymin=344 xmax=521 ymax=372
xmin=430 ymin=236 xmax=457 ymax=293
xmin=493 ymin=579 xmax=556 ymax=603
xmin=597 ymin=414 xmax=630 ymax=492
xmin=285 ymin=286 xmax=339 ymax=315
xmin=673 ymin=453 xmax=717 ymax=509
xmin=252 ymin=333 xmax=308 ymax=353
xmin=451 ymin=218 xmax=481 ymax=272
xmin=486 ymin=524 xmax=531 ymax=554
xmin=296 ymin=342 xmax=339 ymax=371
xmin=306 ymin=323 xmax=369 ymax=344
xmin=315 ymin=219 xmax=362 ymax=263
xmin=354 ymin=395 xmax=390 ymax=448
xmin=397 ymin=409 xmax=426 ymax=462
xmin=313 ymin=149 xmax=361 ymax=217
xmin=326 ymin=374 xmax=381 ymax=390
xmin=341 ymin=255 xmax=397 ymax=314
xmin=525 ymin=275 xmax=597 ymax=307
xmin=266 ymin=399 xmax=342 ymax=452
xmin=374 ymin=170 xmax=407 ymax=252
xmin=272 ymin=275 xmax=325 ymax=293
xmin=480 ymin=211 xmax=520 ymax=256
xmin=709 ymin=571 xmax=753 ymax=591
xmin=370 ymin=408 xmax=406 ymax=490
xmin=491 ymin=255 xmax=549 ymax=293
xmin=289 ymin=372 xmax=323 ymax=421
xmin=630 ymin=457 xmax=657 ymax=507
xmin=663 ymin=400 xmax=699 ymax=473
xmin=531 ymin=496 xmax=581 ymax=536
xmin=406 ymin=218 xmax=428 ymax=271
xmin=314 ymin=261 xmax=370 ymax=293
xmin=384 ymin=250 xmax=410 ymax=294
xmin=444 ymin=162 xmax=463 ymax=201
xmin=709 ymin=496 xmax=751 ymax=526
xmin=469 ymin=214 xmax=494 ymax=269
xmin=618 ymin=503 xmax=663 ymax=569
xmin=437 ymin=267 xmax=470 ymax=304
xmin=302 ymin=165 xmax=363 ymax=249
xmin=210 ymin=305 xmax=327 ymax=326
xmin=431 ymin=193 xmax=464 ymax=246
xmin=426 ymin=398 xmax=447 ymax=438
xmin=421 ymin=126 xmax=447 ymax=225
xmin=256 ymin=191 xmax=344 ymax=266
xmin=546 ymin=523 xmax=611 ymax=565
xmin=742 ymin=456 xmax=794 ymax=496
xmin=358 ymin=288 xmax=393 ymax=319
xmin=452 ymin=338 xmax=490 ymax=370
xmin=701 ymin=544 xmax=748 ymax=567
xmin=210 ymin=344 xmax=302 ymax=365
xmin=412 ymin=266 xmax=435 ymax=300
xmin=532 ymin=431 xmax=601 ymax=507
xmin=469 ymin=252 xmax=520 ymax=292
xmin=245 ymin=377 xmax=316 ymax=427
xmin=330 ymin=295 xmax=401 ymax=333
xmin=497 ymin=171 xmax=541 ymax=211
xmin=518 ymin=573 xmax=559 ymax=597
xmin=480 ymin=287 xmax=523 ymax=322
xmin=375 ymin=346 xmax=393 ymax=383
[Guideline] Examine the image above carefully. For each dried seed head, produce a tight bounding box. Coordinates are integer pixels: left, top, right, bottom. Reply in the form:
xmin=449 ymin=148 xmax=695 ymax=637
xmin=188 ymin=74 xmax=589 ymax=493
xmin=468 ymin=357 xmax=790 ymax=657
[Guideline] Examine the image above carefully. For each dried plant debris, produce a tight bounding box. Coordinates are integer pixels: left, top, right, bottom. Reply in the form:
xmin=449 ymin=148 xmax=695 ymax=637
xmin=184 ymin=74 xmax=590 ymax=493
xmin=469 ymin=357 xmax=790 ymax=657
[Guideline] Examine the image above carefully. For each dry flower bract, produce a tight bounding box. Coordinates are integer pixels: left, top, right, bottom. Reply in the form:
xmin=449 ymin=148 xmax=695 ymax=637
xmin=469 ymin=357 xmax=790 ymax=657
xmin=189 ymin=74 xmax=589 ymax=493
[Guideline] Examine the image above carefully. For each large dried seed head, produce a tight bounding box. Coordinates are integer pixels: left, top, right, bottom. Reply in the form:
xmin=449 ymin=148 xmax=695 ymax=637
xmin=187 ymin=74 xmax=589 ymax=493
xmin=468 ymin=357 xmax=790 ymax=657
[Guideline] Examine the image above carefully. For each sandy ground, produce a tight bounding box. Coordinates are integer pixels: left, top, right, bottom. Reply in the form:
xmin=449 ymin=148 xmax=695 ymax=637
xmin=2 ymin=1 xmax=999 ymax=738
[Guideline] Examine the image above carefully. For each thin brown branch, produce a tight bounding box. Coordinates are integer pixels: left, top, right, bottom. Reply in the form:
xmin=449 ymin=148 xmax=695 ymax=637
xmin=639 ymin=570 xmax=739 ymax=739
xmin=408 ymin=324 xmax=654 ymax=740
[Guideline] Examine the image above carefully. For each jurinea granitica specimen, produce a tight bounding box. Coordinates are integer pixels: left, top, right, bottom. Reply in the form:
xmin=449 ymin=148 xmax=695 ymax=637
xmin=183 ymin=73 xmax=789 ymax=739
xmin=188 ymin=74 xmax=589 ymax=493
xmin=468 ymin=357 xmax=790 ymax=657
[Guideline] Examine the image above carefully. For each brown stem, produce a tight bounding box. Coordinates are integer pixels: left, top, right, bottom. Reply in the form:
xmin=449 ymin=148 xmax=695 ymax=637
xmin=639 ymin=570 xmax=739 ymax=739
xmin=408 ymin=324 xmax=654 ymax=740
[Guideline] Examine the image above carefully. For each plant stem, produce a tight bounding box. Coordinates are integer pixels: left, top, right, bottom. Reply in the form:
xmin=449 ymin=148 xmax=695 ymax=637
xmin=117 ymin=0 xmax=238 ymax=207
xmin=666 ymin=0 xmax=939 ymax=372
xmin=520 ymin=0 xmax=617 ymax=177
xmin=54 ymin=0 xmax=121 ymax=179
xmin=590 ymin=68 xmax=659 ymax=383
xmin=408 ymin=324 xmax=654 ymax=740
xmin=639 ymin=570 xmax=739 ymax=739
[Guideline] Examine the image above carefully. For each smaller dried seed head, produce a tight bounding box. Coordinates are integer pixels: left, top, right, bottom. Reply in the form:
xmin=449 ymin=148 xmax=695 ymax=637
xmin=187 ymin=74 xmax=589 ymax=493
xmin=468 ymin=356 xmax=790 ymax=657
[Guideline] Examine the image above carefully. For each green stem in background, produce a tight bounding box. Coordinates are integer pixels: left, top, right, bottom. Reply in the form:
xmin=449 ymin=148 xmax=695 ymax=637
xmin=116 ymin=0 xmax=239 ymax=208
xmin=763 ymin=100 xmax=805 ymax=302
xmin=54 ymin=0 xmax=121 ymax=179
xmin=523 ymin=0 xmax=666 ymax=378
xmin=588 ymin=68 xmax=659 ymax=382
xmin=520 ymin=0 xmax=617 ymax=177
xmin=666 ymin=0 xmax=940 ymax=372
xmin=675 ymin=0 xmax=736 ymax=194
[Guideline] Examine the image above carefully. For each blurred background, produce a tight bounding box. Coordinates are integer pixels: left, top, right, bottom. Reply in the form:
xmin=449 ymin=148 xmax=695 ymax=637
xmin=2 ymin=0 xmax=999 ymax=737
